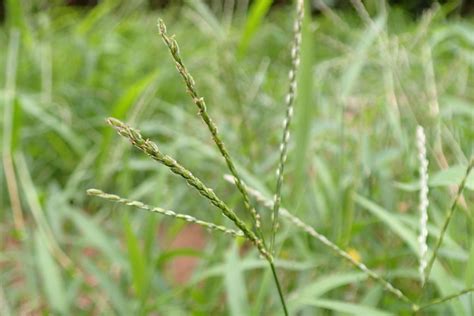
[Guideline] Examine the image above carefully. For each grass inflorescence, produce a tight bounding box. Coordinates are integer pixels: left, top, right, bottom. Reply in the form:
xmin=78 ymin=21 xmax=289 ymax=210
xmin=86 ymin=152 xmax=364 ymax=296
xmin=2 ymin=0 xmax=474 ymax=315
xmin=103 ymin=117 xmax=270 ymax=259
xmin=270 ymin=0 xmax=304 ymax=254
xmin=87 ymin=2 xmax=474 ymax=314
xmin=87 ymin=188 xmax=245 ymax=237
xmin=89 ymin=2 xmax=308 ymax=314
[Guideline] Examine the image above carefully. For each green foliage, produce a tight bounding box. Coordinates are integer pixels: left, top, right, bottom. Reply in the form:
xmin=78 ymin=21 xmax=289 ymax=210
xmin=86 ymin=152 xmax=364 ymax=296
xmin=1 ymin=1 xmax=473 ymax=315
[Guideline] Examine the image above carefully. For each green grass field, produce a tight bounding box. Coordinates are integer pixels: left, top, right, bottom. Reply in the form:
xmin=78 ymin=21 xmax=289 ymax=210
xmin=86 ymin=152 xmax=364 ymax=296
xmin=1 ymin=0 xmax=473 ymax=315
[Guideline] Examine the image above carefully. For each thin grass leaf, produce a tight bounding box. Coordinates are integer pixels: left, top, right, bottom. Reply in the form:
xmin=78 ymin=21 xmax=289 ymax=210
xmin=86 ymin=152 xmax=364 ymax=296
xmin=290 ymin=272 xmax=368 ymax=303
xmin=225 ymin=241 xmax=250 ymax=316
xmin=19 ymin=95 xmax=87 ymax=154
xmin=16 ymin=152 xmax=74 ymax=271
xmin=294 ymin=298 xmax=394 ymax=316
xmin=5 ymin=0 xmax=31 ymax=44
xmin=190 ymin=258 xmax=316 ymax=285
xmin=76 ymin=0 xmax=120 ymax=35
xmin=430 ymin=164 xmax=474 ymax=190
xmin=123 ymin=214 xmax=149 ymax=301
xmin=35 ymin=230 xmax=68 ymax=314
xmin=82 ymin=259 xmax=131 ymax=315
xmin=354 ymin=195 xmax=418 ymax=251
xmin=68 ymin=209 xmax=125 ymax=266
xmin=3 ymin=28 xmax=25 ymax=233
xmin=238 ymin=0 xmax=274 ymax=56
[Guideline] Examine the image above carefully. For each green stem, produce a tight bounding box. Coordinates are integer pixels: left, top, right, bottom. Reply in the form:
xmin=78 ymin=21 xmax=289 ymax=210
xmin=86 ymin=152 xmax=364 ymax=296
xmin=416 ymin=287 xmax=474 ymax=311
xmin=269 ymin=261 xmax=289 ymax=316
xmin=422 ymin=157 xmax=474 ymax=288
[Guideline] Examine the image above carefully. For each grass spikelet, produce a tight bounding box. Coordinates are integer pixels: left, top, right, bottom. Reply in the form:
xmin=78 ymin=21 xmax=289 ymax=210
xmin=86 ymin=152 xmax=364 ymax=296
xmin=416 ymin=126 xmax=429 ymax=286
xmin=87 ymin=189 xmax=245 ymax=237
xmin=157 ymin=19 xmax=262 ymax=232
xmin=270 ymin=0 xmax=304 ymax=253
xmin=105 ymin=117 xmax=270 ymax=260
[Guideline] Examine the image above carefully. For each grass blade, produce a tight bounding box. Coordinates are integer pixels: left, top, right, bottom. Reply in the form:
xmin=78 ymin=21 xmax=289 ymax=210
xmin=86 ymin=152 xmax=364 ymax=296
xmin=295 ymin=298 xmax=393 ymax=316
xmin=225 ymin=241 xmax=250 ymax=316
xmin=2 ymin=28 xmax=25 ymax=233
xmin=35 ymin=230 xmax=68 ymax=314
xmin=238 ymin=0 xmax=274 ymax=56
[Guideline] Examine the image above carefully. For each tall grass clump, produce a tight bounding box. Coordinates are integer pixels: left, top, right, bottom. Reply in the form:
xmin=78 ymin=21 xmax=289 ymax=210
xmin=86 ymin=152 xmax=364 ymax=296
xmin=4 ymin=0 xmax=473 ymax=314
xmin=88 ymin=2 xmax=306 ymax=314
xmin=86 ymin=1 xmax=474 ymax=314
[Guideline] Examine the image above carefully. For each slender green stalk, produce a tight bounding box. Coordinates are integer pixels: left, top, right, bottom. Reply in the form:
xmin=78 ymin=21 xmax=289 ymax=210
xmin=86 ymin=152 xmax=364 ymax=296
xmin=157 ymin=19 xmax=262 ymax=233
xmin=270 ymin=262 xmax=289 ymax=316
xmin=416 ymin=287 xmax=474 ymax=311
xmin=225 ymin=175 xmax=417 ymax=309
xmin=87 ymin=189 xmax=245 ymax=237
xmin=106 ymin=117 xmax=270 ymax=260
xmin=270 ymin=0 xmax=304 ymax=254
xmin=423 ymin=157 xmax=474 ymax=287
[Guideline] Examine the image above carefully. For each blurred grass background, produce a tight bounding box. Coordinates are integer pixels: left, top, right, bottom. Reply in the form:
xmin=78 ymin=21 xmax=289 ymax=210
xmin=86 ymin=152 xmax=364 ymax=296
xmin=0 ymin=0 xmax=473 ymax=314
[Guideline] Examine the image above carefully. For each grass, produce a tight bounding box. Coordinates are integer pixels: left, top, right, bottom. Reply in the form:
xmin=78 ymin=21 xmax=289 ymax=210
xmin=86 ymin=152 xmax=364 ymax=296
xmin=1 ymin=0 xmax=474 ymax=315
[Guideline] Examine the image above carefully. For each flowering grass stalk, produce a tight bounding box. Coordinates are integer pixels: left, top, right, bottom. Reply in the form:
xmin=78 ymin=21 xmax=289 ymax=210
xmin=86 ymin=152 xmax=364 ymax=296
xmin=416 ymin=126 xmax=429 ymax=286
xmin=87 ymin=189 xmax=245 ymax=237
xmin=99 ymin=117 xmax=289 ymax=314
xmin=106 ymin=118 xmax=269 ymax=258
xmin=157 ymin=18 xmax=293 ymax=315
xmin=271 ymin=0 xmax=305 ymax=254
xmin=158 ymin=19 xmax=262 ymax=233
